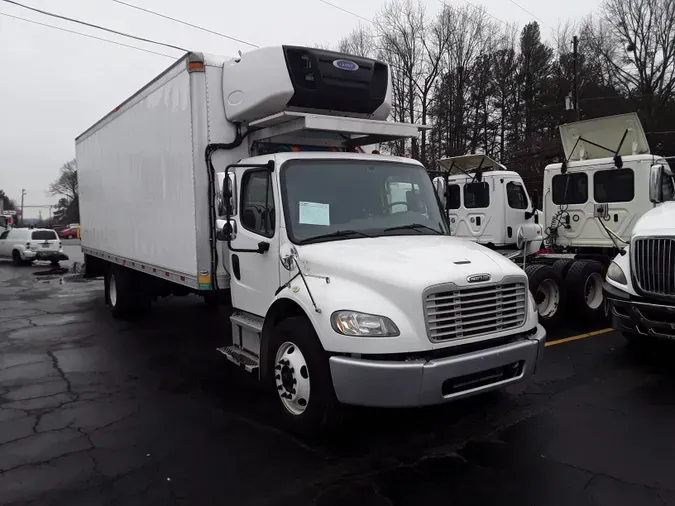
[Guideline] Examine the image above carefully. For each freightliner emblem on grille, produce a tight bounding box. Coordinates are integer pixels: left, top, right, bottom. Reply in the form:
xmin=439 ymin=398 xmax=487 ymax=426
xmin=467 ymin=273 xmax=491 ymax=283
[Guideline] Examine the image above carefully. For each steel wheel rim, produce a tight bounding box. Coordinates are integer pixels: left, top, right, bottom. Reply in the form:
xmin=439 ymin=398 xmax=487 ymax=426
xmin=585 ymin=272 xmax=604 ymax=310
xmin=274 ymin=341 xmax=310 ymax=416
xmin=109 ymin=274 xmax=118 ymax=307
xmin=536 ymin=278 xmax=560 ymax=318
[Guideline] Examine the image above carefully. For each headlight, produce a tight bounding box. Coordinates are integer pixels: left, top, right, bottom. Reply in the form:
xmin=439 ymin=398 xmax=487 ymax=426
xmin=607 ymin=261 xmax=627 ymax=284
xmin=331 ymin=311 xmax=400 ymax=337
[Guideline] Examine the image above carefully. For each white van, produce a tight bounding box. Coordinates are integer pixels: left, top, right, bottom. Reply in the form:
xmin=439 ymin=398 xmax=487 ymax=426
xmin=0 ymin=228 xmax=68 ymax=266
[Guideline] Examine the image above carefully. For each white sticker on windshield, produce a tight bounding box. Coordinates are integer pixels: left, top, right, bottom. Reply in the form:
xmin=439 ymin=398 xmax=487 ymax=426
xmin=299 ymin=201 xmax=330 ymax=226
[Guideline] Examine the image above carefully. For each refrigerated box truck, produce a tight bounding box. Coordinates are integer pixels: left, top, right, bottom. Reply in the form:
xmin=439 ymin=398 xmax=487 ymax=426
xmin=77 ymin=46 xmax=546 ymax=434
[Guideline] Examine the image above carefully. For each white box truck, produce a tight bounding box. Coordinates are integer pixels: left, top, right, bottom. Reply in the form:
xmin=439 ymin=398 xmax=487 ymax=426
xmin=77 ymin=46 xmax=546 ymax=434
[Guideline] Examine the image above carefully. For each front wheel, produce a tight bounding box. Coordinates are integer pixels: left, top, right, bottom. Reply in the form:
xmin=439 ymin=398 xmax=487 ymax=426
xmin=268 ymin=317 xmax=342 ymax=436
xmin=525 ymin=264 xmax=565 ymax=327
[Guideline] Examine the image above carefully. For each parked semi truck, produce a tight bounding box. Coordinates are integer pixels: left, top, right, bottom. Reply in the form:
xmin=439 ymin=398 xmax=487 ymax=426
xmin=433 ymin=113 xmax=665 ymax=328
xmin=604 ymin=162 xmax=675 ymax=343
xmin=77 ymin=46 xmax=546 ymax=434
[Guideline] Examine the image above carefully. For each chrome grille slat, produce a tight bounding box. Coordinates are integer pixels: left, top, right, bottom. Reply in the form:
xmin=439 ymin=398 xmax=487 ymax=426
xmin=427 ymin=293 xmax=525 ymax=310
xmin=632 ymin=237 xmax=675 ymax=297
xmin=424 ymin=282 xmax=527 ymax=342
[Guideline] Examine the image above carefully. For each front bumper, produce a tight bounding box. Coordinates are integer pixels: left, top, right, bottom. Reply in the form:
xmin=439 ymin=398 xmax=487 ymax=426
xmin=604 ymin=282 xmax=675 ymax=340
xmin=23 ymin=250 xmax=69 ymax=261
xmin=328 ymin=324 xmax=546 ymax=407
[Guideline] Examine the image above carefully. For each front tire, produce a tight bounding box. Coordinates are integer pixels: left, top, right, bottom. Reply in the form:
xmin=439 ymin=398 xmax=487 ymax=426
xmin=268 ymin=317 xmax=342 ymax=436
xmin=525 ymin=264 xmax=565 ymax=327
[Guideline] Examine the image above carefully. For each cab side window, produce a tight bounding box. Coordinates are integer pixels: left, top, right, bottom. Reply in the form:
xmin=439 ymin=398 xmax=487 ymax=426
xmin=0 ymin=231 xmax=9 ymax=240
xmin=240 ymin=170 xmax=275 ymax=237
xmin=506 ymin=182 xmax=528 ymax=209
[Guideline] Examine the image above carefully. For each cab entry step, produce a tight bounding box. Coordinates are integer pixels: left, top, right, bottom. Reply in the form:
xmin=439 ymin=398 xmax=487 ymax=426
xmin=217 ymin=346 xmax=260 ymax=373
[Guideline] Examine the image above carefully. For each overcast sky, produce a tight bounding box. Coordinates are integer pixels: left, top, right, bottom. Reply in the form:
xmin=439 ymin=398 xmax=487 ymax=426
xmin=0 ymin=0 xmax=600 ymax=218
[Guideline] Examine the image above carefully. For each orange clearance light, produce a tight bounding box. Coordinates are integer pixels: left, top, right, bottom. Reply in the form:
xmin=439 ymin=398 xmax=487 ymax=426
xmin=291 ymin=146 xmax=302 ymax=152
xmin=188 ymin=62 xmax=204 ymax=72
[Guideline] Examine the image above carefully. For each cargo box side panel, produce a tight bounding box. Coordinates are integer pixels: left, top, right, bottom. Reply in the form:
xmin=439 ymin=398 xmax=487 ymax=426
xmin=77 ymin=70 xmax=199 ymax=277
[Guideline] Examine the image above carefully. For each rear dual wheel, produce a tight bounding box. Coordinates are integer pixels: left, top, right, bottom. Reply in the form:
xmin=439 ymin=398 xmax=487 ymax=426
xmin=105 ymin=267 xmax=150 ymax=320
xmin=525 ymin=264 xmax=565 ymax=327
xmin=565 ymin=260 xmax=606 ymax=321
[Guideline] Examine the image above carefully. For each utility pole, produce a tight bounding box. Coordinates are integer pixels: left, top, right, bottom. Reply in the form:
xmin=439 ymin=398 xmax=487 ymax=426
xmin=572 ymin=35 xmax=580 ymax=121
xmin=20 ymin=189 xmax=26 ymax=227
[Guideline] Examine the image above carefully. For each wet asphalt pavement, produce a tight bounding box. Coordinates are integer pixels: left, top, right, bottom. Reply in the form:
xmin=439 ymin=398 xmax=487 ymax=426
xmin=1 ymin=250 xmax=675 ymax=505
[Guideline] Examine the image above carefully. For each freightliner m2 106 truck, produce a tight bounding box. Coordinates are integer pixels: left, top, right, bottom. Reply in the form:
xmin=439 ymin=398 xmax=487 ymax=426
xmin=77 ymin=46 xmax=546 ymax=434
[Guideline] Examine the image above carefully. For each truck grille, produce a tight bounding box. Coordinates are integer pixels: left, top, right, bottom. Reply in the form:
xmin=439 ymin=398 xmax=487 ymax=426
xmin=424 ymin=282 xmax=527 ymax=342
xmin=632 ymin=237 xmax=675 ymax=297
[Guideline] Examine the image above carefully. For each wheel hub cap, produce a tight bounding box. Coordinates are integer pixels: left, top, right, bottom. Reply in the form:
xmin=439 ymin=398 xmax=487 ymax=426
xmin=274 ymin=342 xmax=310 ymax=416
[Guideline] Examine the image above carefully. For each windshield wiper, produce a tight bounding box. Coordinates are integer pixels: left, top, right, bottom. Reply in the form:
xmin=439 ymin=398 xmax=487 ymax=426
xmin=383 ymin=223 xmax=442 ymax=235
xmin=296 ymin=230 xmax=372 ymax=244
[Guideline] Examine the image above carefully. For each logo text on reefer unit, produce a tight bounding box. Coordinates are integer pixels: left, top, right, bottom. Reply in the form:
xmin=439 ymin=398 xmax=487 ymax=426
xmin=467 ymin=274 xmax=491 ymax=283
xmin=332 ymin=59 xmax=359 ymax=71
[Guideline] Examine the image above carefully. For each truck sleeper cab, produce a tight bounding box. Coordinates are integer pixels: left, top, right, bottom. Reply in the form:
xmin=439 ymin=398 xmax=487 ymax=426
xmin=77 ymin=45 xmax=546 ymax=435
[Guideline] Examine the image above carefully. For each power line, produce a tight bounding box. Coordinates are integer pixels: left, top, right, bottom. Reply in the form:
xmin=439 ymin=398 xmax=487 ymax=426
xmin=0 ymin=12 xmax=176 ymax=59
xmin=504 ymin=0 xmax=557 ymax=35
xmin=110 ymin=0 xmax=259 ymax=48
xmin=316 ymin=0 xmax=373 ymax=23
xmin=2 ymin=0 xmax=187 ymax=52
xmin=443 ymin=0 xmax=510 ymax=27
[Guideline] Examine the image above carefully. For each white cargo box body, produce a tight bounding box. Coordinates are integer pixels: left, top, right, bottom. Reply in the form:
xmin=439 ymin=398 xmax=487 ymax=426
xmin=77 ymin=53 xmax=239 ymax=289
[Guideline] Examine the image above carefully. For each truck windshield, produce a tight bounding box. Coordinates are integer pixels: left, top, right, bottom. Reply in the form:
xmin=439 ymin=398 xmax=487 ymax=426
xmin=281 ymin=160 xmax=448 ymax=244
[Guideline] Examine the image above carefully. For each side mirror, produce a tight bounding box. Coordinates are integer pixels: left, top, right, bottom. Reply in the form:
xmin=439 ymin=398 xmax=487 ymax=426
xmin=649 ymin=164 xmax=664 ymax=203
xmin=432 ymin=177 xmax=446 ymax=207
xmin=516 ymin=227 xmax=525 ymax=250
xmin=279 ymin=243 xmax=298 ymax=271
xmin=221 ymin=173 xmax=237 ymax=216
xmin=217 ymin=220 xmax=237 ymax=241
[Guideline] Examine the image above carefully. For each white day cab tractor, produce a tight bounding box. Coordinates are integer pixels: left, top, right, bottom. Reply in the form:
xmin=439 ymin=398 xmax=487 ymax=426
xmin=433 ymin=113 xmax=666 ymax=328
xmin=77 ymin=45 xmax=546 ymax=435
xmin=604 ymin=162 xmax=675 ymax=345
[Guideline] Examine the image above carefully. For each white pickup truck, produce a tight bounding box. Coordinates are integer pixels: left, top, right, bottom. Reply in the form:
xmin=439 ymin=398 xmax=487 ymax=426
xmin=77 ymin=45 xmax=546 ymax=434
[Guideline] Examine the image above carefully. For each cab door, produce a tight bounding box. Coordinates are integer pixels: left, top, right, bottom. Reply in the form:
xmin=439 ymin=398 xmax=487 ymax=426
xmin=456 ymin=181 xmax=494 ymax=244
xmin=503 ymin=179 xmax=531 ymax=246
xmin=225 ymin=164 xmax=280 ymax=317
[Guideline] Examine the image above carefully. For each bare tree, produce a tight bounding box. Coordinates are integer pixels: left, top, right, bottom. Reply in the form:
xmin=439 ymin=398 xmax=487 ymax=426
xmin=586 ymin=0 xmax=675 ymax=117
xmin=49 ymin=159 xmax=78 ymax=201
xmin=337 ymin=25 xmax=375 ymax=57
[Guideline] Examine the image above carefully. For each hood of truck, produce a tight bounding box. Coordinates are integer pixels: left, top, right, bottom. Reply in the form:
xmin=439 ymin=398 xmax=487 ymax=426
xmin=296 ymin=235 xmax=526 ymax=289
xmin=632 ymin=202 xmax=675 ymax=237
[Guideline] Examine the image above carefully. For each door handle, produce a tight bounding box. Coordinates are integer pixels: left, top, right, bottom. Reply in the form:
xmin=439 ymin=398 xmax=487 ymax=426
xmin=257 ymin=241 xmax=270 ymax=254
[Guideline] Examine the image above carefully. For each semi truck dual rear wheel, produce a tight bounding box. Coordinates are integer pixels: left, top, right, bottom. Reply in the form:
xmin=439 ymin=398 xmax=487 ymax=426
xmin=565 ymin=260 xmax=606 ymax=320
xmin=106 ymin=267 xmax=150 ymax=320
xmin=268 ymin=316 xmax=342 ymax=436
xmin=525 ymin=264 xmax=565 ymax=327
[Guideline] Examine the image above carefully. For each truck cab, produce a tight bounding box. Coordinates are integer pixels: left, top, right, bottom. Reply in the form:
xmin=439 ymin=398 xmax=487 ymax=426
xmin=432 ymin=154 xmax=542 ymax=253
xmin=604 ymin=162 xmax=675 ymax=343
